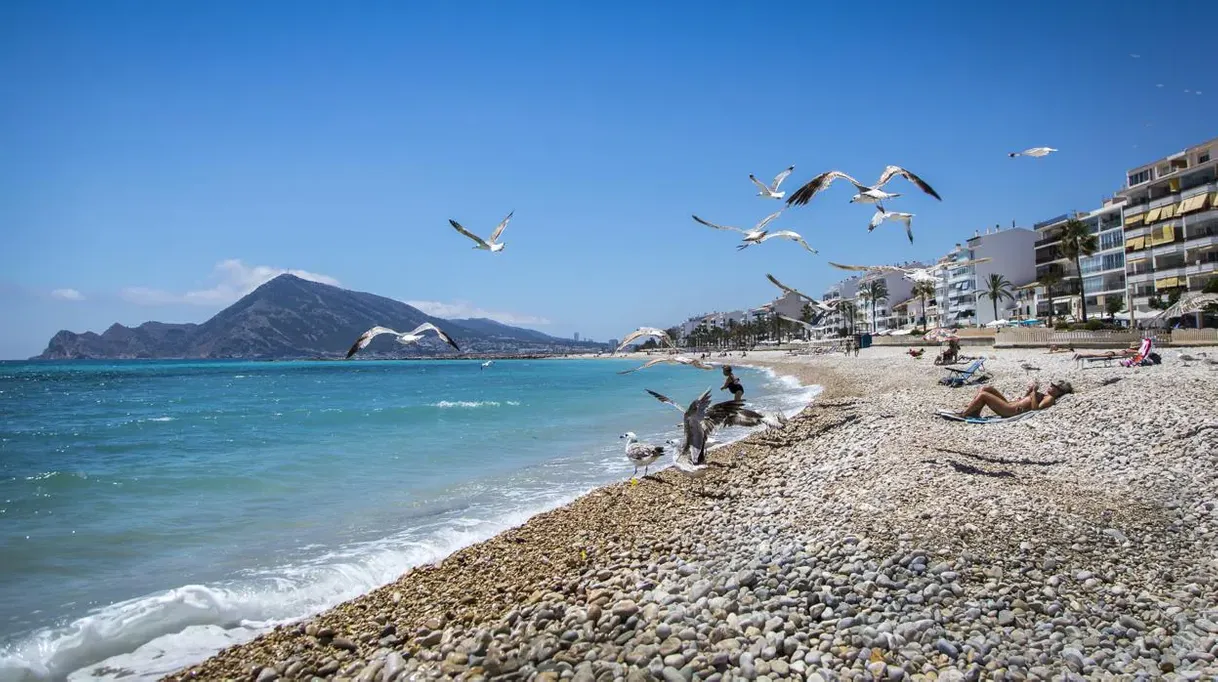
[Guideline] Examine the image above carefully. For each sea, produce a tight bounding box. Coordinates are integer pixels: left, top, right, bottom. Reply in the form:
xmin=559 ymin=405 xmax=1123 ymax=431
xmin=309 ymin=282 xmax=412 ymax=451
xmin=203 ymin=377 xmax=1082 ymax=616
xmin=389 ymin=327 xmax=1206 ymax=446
xmin=0 ymin=358 xmax=819 ymax=681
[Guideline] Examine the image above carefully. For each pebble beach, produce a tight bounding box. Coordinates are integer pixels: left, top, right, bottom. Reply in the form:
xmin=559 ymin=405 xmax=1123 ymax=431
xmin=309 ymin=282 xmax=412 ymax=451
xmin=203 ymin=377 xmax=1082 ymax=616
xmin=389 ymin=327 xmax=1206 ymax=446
xmin=165 ymin=346 xmax=1218 ymax=682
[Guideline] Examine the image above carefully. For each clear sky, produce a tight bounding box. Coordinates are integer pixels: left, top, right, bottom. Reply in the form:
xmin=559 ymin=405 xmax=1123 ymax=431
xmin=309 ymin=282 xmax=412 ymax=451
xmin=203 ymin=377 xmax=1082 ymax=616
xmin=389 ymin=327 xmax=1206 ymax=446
xmin=2 ymin=0 xmax=1216 ymax=358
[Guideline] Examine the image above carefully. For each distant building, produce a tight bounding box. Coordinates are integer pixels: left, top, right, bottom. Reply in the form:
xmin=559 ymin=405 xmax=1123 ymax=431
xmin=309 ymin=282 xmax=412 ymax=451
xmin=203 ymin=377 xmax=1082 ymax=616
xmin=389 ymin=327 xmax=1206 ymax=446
xmin=1117 ymin=136 xmax=1218 ymax=314
xmin=573 ymin=332 xmax=580 ymax=342
xmin=815 ymin=275 xmax=862 ymax=337
xmin=854 ymin=265 xmax=920 ymax=333
xmin=607 ymin=339 xmax=618 ymax=349
xmin=1032 ymin=201 xmax=1126 ymax=321
xmin=936 ymin=226 xmax=1038 ymax=326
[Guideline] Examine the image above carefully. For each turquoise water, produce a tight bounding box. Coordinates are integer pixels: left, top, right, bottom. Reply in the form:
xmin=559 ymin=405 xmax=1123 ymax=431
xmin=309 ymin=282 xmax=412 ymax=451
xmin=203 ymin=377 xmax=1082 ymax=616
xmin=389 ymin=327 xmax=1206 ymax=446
xmin=0 ymin=358 xmax=817 ymax=681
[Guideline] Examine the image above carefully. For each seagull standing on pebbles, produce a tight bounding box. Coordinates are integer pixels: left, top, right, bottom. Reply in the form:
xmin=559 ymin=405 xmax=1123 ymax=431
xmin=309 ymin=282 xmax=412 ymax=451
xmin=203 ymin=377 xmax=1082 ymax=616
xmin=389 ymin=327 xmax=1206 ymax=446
xmin=619 ymin=432 xmax=667 ymax=483
xmin=645 ymin=388 xmax=765 ymax=465
xmin=869 ymin=209 xmax=916 ymax=243
xmin=615 ymin=328 xmax=676 ymax=354
xmin=345 ymin=323 xmax=462 ymax=358
xmin=749 ymin=165 xmax=795 ymax=200
xmin=1008 ymin=147 xmax=1057 ymax=158
xmin=448 ymin=211 xmax=513 ymax=252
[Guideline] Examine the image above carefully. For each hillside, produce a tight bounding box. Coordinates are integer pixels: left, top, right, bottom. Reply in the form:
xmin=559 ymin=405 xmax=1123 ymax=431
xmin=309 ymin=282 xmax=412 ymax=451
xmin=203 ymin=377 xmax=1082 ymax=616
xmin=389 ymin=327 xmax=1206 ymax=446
xmin=36 ymin=275 xmax=603 ymax=359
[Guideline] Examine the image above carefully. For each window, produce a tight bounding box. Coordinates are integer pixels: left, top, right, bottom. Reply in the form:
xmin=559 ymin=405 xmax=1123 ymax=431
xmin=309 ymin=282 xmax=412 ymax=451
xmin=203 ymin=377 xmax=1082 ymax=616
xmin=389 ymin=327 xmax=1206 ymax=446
xmin=1079 ymin=255 xmax=1104 ymax=275
xmin=1099 ymin=229 xmax=1124 ymax=251
xmin=1201 ymin=152 xmax=1212 ymax=164
xmin=1128 ymin=169 xmax=1152 ymax=186
xmin=1102 ymin=252 xmax=1125 ymax=272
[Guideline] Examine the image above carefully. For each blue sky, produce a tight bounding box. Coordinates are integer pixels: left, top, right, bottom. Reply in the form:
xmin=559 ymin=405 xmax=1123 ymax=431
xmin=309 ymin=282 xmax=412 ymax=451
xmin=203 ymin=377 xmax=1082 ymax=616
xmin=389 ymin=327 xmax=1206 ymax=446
xmin=2 ymin=1 xmax=1216 ymax=358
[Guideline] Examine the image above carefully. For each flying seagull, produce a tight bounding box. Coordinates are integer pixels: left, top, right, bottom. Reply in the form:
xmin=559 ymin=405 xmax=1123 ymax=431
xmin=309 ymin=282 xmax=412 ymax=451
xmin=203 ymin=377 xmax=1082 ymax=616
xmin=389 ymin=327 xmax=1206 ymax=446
xmin=615 ymin=327 xmax=675 ymax=354
xmin=692 ymin=210 xmax=785 ymax=248
xmin=1008 ymin=147 xmax=1057 ymax=158
xmin=764 ymin=274 xmax=836 ymax=313
xmin=670 ymin=449 xmax=712 ymax=494
xmin=619 ymin=432 xmax=667 ymax=482
xmin=481 ymin=360 xmax=495 ymax=370
xmin=448 ymin=211 xmax=513 ymax=252
xmin=778 ymin=314 xmax=821 ymax=333
xmin=785 ymin=166 xmax=941 ymax=208
xmin=869 ymin=209 xmax=916 ymax=243
xmin=645 ymin=388 xmax=765 ymax=465
xmin=737 ymin=230 xmax=818 ymax=254
xmin=346 ymin=323 xmax=461 ymax=358
xmin=617 ymin=355 xmax=717 ymax=375
xmin=749 ymin=165 xmax=796 ymax=200
xmin=827 ymin=258 xmax=993 ymax=284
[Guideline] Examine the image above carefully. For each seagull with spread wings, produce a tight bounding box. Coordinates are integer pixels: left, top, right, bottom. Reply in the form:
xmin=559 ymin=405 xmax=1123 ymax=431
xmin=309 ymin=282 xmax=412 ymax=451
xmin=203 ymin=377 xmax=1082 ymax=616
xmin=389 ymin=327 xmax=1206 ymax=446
xmin=1008 ymin=147 xmax=1057 ymax=158
xmin=765 ymin=274 xmax=837 ymax=314
xmin=738 ymin=230 xmax=818 ymax=254
xmin=617 ymin=355 xmax=717 ymax=375
xmin=645 ymin=388 xmax=765 ymax=465
xmin=785 ymin=165 xmax=942 ymax=209
xmin=869 ymin=209 xmax=916 ymax=243
xmin=615 ymin=327 xmax=675 ymax=354
xmin=345 ymin=323 xmax=462 ymax=358
xmin=749 ymin=165 xmax=796 ymax=200
xmin=828 ymin=258 xmax=993 ymax=284
xmin=448 ymin=211 xmax=513 ymax=252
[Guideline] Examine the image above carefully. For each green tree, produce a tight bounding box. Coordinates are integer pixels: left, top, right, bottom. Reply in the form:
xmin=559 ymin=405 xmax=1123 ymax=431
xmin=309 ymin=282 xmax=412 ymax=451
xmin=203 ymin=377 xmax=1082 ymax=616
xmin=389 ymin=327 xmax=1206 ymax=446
xmin=1039 ymin=267 xmax=1064 ymax=326
xmin=1104 ymin=296 xmax=1124 ymax=320
xmin=1059 ymin=217 xmax=1099 ymax=322
xmin=859 ymin=280 xmax=889 ymax=333
xmin=980 ymin=273 xmax=1014 ymax=324
xmin=911 ymin=281 xmax=936 ymax=328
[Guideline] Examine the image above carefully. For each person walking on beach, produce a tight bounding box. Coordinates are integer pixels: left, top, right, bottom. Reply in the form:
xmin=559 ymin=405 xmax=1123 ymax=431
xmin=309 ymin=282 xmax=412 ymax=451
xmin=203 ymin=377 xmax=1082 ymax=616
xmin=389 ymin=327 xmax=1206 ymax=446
xmin=720 ymin=365 xmax=745 ymax=401
xmin=953 ymin=380 xmax=1072 ymax=418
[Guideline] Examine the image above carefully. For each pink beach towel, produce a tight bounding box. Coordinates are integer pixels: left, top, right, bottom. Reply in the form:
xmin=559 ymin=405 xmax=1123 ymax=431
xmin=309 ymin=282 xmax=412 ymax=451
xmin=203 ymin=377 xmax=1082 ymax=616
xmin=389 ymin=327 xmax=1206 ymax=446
xmin=1120 ymin=337 xmax=1153 ymax=367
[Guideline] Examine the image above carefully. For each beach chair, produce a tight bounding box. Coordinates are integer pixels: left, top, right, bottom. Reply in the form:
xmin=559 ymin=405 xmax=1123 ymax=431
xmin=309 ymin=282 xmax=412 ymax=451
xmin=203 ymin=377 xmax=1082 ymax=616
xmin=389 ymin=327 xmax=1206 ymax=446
xmin=939 ymin=358 xmax=987 ymax=387
xmin=1120 ymin=337 xmax=1154 ymax=367
xmin=1076 ymin=337 xmax=1152 ymax=368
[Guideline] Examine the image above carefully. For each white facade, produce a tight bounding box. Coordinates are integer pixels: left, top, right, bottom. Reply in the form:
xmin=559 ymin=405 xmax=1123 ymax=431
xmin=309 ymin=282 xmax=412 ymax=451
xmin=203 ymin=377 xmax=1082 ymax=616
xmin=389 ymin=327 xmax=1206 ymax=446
xmin=854 ymin=270 xmax=915 ymax=333
xmin=936 ymin=227 xmax=1038 ymax=326
xmin=815 ymin=275 xmax=861 ymax=337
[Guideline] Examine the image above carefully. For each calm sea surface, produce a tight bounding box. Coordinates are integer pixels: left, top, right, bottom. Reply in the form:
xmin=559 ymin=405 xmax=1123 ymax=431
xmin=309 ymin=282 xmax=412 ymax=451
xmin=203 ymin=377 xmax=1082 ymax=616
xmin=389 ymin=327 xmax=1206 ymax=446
xmin=0 ymin=358 xmax=818 ymax=681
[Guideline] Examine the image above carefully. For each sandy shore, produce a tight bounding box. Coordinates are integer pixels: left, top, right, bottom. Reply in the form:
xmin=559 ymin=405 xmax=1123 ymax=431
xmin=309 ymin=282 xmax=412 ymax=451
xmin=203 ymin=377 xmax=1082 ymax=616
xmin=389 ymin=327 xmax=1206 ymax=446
xmin=166 ymin=347 xmax=1218 ymax=681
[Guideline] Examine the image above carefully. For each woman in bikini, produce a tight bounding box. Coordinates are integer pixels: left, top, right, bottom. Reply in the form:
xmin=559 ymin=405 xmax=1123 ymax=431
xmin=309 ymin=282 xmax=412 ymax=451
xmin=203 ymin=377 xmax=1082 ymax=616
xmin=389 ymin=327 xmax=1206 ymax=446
xmin=720 ymin=365 xmax=744 ymax=401
xmin=956 ymin=380 xmax=1073 ymax=418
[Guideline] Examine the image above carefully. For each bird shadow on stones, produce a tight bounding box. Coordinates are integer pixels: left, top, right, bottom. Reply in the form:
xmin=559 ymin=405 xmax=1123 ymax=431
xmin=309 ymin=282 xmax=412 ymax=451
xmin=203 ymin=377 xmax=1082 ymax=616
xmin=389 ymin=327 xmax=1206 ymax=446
xmin=931 ymin=445 xmax=1065 ymax=467
xmin=921 ymin=458 xmax=1016 ymax=479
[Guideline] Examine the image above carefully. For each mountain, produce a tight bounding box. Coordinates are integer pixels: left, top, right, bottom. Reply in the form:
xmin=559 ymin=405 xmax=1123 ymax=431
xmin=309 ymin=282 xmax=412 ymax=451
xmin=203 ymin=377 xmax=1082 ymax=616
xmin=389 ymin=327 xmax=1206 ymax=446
xmin=36 ymin=275 xmax=605 ymax=360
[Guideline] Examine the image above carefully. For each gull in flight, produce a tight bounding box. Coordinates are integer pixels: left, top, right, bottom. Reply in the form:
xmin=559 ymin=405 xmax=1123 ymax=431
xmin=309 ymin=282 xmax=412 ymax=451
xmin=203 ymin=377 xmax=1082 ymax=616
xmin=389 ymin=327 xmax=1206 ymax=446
xmin=749 ymin=165 xmax=796 ymax=200
xmin=448 ymin=211 xmax=513 ymax=252
xmin=617 ymin=355 xmax=717 ymax=375
xmin=1008 ymin=147 xmax=1057 ymax=158
xmin=778 ymin=314 xmax=821 ymax=334
xmin=765 ymin=274 xmax=837 ymax=314
xmin=345 ymin=323 xmax=461 ymax=358
xmin=786 ymin=166 xmax=942 ymax=209
xmin=692 ymin=210 xmax=782 ymax=244
xmin=869 ymin=209 xmax=916 ymax=243
xmin=737 ymin=230 xmax=818 ymax=254
xmin=645 ymin=388 xmax=764 ymax=465
xmin=615 ymin=327 xmax=675 ymax=354
xmin=828 ymin=258 xmax=993 ymax=284
xmin=481 ymin=360 xmax=495 ymax=370
xmin=619 ymin=432 xmax=668 ymax=483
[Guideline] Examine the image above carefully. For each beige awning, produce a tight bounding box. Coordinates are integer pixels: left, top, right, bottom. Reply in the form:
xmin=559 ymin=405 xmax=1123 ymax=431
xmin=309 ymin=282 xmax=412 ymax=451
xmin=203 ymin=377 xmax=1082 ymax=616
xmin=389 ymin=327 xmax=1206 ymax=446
xmin=1124 ymin=212 xmax=1144 ymax=226
xmin=1143 ymin=207 xmax=1163 ymax=223
xmin=1180 ymin=193 xmax=1211 ymax=214
xmin=1155 ymin=276 xmax=1182 ymax=290
xmin=1125 ymin=236 xmax=1145 ymax=250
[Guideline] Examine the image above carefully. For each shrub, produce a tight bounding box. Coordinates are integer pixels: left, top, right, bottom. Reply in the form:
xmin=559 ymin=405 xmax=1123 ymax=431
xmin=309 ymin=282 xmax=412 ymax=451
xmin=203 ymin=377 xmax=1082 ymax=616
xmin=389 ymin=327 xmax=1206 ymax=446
xmin=1084 ymin=320 xmax=1105 ymax=331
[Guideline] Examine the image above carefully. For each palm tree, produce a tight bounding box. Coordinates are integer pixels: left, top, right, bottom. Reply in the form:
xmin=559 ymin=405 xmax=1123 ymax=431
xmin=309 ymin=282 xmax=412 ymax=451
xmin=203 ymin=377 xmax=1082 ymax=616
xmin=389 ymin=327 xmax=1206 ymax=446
xmin=981 ymin=273 xmax=1014 ymax=324
xmin=910 ymin=281 xmax=936 ymax=328
xmin=860 ymin=280 xmax=889 ymax=332
xmin=1038 ymin=267 xmax=1063 ymax=326
xmin=1059 ymin=217 xmax=1099 ymax=322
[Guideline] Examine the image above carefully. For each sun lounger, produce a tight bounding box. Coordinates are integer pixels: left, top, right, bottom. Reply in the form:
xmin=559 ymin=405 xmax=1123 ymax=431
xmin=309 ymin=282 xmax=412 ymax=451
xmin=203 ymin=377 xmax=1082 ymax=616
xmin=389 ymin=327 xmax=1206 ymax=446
xmin=939 ymin=358 xmax=988 ymax=387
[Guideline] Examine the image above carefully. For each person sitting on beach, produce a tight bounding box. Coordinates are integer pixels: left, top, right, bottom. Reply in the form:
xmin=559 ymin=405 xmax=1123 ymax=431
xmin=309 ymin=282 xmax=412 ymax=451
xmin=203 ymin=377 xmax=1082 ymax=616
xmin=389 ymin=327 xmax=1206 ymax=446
xmin=1045 ymin=344 xmax=1075 ymax=354
xmin=720 ymin=365 xmax=745 ymax=401
xmin=1072 ymin=345 xmax=1139 ymax=361
xmin=935 ymin=339 xmax=960 ymax=365
xmin=953 ymin=380 xmax=1073 ymax=418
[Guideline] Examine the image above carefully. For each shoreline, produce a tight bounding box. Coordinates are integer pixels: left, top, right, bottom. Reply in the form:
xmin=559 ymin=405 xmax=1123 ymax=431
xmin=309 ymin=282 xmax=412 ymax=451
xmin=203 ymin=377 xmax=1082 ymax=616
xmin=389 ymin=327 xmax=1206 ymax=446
xmin=163 ymin=347 xmax=1218 ymax=680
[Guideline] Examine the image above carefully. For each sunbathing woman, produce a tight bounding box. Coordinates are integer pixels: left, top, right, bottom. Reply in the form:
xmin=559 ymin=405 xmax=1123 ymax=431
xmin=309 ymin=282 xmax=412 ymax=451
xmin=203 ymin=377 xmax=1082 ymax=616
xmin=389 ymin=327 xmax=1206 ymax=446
xmin=954 ymin=380 xmax=1073 ymax=418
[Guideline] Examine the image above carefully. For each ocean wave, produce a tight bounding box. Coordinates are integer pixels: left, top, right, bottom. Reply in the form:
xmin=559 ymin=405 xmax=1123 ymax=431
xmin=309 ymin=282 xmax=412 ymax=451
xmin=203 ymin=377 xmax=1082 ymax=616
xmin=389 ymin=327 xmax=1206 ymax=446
xmin=0 ymin=499 xmax=581 ymax=682
xmin=429 ymin=400 xmax=520 ymax=409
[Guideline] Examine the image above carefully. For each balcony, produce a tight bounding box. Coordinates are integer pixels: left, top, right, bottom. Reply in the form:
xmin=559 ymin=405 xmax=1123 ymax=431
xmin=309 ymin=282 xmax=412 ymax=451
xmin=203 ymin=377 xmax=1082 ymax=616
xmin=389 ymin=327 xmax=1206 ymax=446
xmin=1035 ymin=233 xmax=1062 ymax=248
xmin=1186 ymin=260 xmax=1218 ymax=276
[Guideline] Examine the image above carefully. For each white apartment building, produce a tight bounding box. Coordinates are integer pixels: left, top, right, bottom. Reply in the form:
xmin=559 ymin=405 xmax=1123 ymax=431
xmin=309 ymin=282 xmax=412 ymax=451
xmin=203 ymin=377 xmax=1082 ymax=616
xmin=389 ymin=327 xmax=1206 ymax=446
xmin=855 ymin=267 xmax=918 ymax=333
xmin=936 ymin=227 xmax=1038 ymax=326
xmin=1117 ymin=137 xmax=1218 ymax=313
xmin=814 ymin=275 xmax=862 ymax=337
xmin=1031 ymin=200 xmax=1127 ymax=321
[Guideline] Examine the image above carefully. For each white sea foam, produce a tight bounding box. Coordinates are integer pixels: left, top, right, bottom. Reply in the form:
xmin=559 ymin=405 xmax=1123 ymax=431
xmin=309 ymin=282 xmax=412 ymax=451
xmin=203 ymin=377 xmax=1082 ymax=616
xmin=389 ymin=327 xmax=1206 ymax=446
xmin=0 ymin=496 xmax=587 ymax=682
xmin=430 ymin=400 xmax=519 ymax=409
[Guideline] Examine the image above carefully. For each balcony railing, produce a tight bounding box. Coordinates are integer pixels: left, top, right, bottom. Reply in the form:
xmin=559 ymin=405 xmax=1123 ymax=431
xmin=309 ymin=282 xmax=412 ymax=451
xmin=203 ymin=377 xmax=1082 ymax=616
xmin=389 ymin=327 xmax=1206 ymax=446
xmin=1186 ymin=261 xmax=1218 ymax=276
